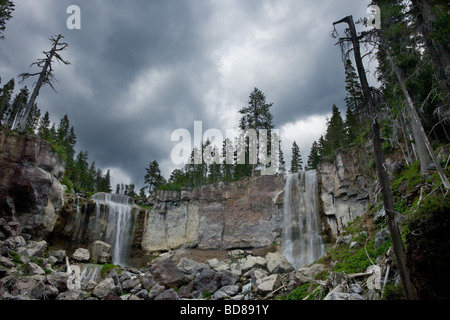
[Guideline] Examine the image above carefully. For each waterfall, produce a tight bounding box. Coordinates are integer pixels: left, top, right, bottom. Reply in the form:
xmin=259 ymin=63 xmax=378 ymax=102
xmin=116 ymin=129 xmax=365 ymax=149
xmin=282 ymin=170 xmax=324 ymax=269
xmin=91 ymin=193 xmax=136 ymax=266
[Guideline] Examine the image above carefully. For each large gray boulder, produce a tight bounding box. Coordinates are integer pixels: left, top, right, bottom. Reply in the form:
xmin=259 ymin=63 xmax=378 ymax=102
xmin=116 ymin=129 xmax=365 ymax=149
xmin=265 ymin=252 xmax=294 ymax=274
xmin=72 ymin=248 xmax=90 ymax=262
xmin=92 ymin=278 xmax=116 ymax=299
xmin=89 ymin=241 xmax=112 ymax=264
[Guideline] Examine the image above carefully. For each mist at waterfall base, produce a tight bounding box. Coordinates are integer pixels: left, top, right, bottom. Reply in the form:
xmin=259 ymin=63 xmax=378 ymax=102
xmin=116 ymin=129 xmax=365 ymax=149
xmin=282 ymin=171 xmax=325 ymax=270
xmin=91 ymin=193 xmax=136 ymax=266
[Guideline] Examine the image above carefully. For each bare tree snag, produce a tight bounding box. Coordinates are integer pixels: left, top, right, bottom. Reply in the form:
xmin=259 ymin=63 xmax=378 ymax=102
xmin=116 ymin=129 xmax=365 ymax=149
xmin=17 ymin=34 xmax=70 ymax=132
xmin=384 ymin=47 xmax=450 ymax=190
xmin=333 ymin=15 xmax=419 ymax=300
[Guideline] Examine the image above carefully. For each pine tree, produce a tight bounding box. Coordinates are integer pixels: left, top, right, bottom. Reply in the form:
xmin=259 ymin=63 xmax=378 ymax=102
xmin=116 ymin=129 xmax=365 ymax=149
xmin=307 ymin=141 xmax=321 ymax=170
xmin=25 ymin=103 xmax=41 ymax=134
xmin=238 ymin=87 xmax=275 ymax=177
xmin=278 ymin=140 xmax=286 ymax=175
xmin=222 ymin=138 xmax=234 ymax=181
xmin=0 ymin=78 xmax=14 ymax=122
xmin=290 ymin=141 xmax=303 ymax=173
xmin=145 ymin=160 xmax=166 ymax=192
xmin=103 ymin=169 xmax=112 ymax=193
xmin=323 ymin=105 xmax=346 ymax=155
xmin=343 ymin=59 xmax=364 ymax=143
xmin=4 ymin=86 xmax=28 ymax=129
xmin=38 ymin=111 xmax=51 ymax=141
xmin=0 ymin=0 xmax=14 ymax=40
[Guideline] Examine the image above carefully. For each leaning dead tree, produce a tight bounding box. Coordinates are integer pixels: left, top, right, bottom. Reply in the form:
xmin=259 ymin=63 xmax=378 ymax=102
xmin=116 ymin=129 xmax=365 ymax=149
xmin=383 ymin=46 xmax=450 ymax=190
xmin=332 ymin=15 xmax=419 ymax=300
xmin=17 ymin=34 xmax=70 ymax=132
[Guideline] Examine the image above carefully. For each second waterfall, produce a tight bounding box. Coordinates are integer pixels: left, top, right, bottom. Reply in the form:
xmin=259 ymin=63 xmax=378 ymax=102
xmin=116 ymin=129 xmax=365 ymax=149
xmin=91 ymin=193 xmax=137 ymax=266
xmin=282 ymin=170 xmax=325 ymax=270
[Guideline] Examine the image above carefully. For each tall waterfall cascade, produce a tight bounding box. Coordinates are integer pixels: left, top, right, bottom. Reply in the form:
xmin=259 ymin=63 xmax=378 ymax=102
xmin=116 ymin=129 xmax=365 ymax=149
xmin=91 ymin=193 xmax=136 ymax=266
xmin=282 ymin=170 xmax=325 ymax=269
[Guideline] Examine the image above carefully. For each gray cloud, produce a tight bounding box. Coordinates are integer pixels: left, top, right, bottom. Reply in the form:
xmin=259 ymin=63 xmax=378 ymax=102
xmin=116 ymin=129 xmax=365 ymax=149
xmin=0 ymin=0 xmax=372 ymax=188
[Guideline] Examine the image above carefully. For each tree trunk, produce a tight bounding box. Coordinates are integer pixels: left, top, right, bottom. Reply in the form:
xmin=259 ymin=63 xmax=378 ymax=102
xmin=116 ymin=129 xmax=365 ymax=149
xmin=385 ymin=48 xmax=450 ymax=190
xmin=413 ymin=0 xmax=450 ymax=107
xmin=18 ymin=35 xmax=62 ymax=132
xmin=333 ymin=16 xmax=419 ymax=299
xmin=372 ymin=121 xmax=419 ymax=300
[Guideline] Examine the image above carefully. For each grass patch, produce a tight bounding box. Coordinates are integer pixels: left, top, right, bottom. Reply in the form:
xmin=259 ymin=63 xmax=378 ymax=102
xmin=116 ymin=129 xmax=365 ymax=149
xmin=101 ymin=263 xmax=121 ymax=278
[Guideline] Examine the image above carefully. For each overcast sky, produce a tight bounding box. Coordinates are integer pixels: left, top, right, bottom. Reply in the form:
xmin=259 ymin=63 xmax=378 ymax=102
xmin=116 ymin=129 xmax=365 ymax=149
xmin=0 ymin=0 xmax=376 ymax=190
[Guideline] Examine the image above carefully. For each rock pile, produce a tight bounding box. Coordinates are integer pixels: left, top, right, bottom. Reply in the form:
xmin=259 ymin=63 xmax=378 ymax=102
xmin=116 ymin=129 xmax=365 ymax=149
xmin=1 ymin=216 xmax=323 ymax=300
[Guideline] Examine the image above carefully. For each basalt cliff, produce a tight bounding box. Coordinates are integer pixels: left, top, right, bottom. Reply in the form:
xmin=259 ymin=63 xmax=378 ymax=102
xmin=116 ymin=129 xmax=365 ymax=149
xmin=1 ymin=127 xmax=448 ymax=301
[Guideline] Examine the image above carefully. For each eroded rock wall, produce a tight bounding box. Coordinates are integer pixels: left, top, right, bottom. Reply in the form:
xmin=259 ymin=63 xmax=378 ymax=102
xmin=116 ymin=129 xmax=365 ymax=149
xmin=0 ymin=127 xmax=65 ymax=240
xmin=318 ymin=148 xmax=372 ymax=239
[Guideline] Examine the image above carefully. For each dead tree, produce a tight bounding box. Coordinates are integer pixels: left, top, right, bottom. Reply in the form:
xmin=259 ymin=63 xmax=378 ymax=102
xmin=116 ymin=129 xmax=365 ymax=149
xmin=332 ymin=15 xmax=419 ymax=300
xmin=17 ymin=34 xmax=70 ymax=132
xmin=384 ymin=46 xmax=450 ymax=190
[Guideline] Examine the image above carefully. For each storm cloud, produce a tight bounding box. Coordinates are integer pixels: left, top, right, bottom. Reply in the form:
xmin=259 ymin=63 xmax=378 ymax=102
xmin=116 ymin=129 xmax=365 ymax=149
xmin=0 ymin=0 xmax=374 ymax=188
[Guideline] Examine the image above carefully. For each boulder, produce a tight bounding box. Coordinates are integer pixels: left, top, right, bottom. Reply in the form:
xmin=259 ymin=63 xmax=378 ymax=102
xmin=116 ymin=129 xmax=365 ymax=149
xmin=29 ymin=281 xmax=46 ymax=300
xmin=0 ymin=256 xmax=14 ymax=268
xmin=56 ymin=290 xmax=86 ymax=300
xmin=72 ymin=248 xmax=90 ymax=262
xmin=177 ymin=257 xmax=201 ymax=274
xmin=206 ymin=258 xmax=229 ymax=272
xmin=89 ymin=241 xmax=112 ymax=264
xmin=241 ymin=256 xmax=266 ymax=272
xmin=25 ymin=262 xmax=45 ymax=276
xmin=47 ymin=250 xmax=66 ymax=264
xmin=149 ymin=258 xmax=187 ymax=288
xmin=257 ymin=274 xmax=282 ymax=293
xmin=211 ymin=285 xmax=239 ymax=300
xmin=265 ymin=252 xmax=294 ymax=274
xmin=47 ymin=272 xmax=70 ymax=293
xmin=325 ymin=292 xmax=366 ymax=300
xmin=193 ymin=267 xmax=222 ymax=294
xmin=154 ymin=288 xmax=180 ymax=300
xmin=18 ymin=240 xmax=48 ymax=258
xmin=121 ymin=277 xmax=140 ymax=292
xmin=295 ymin=263 xmax=327 ymax=284
xmin=374 ymin=227 xmax=390 ymax=249
xmin=92 ymin=278 xmax=116 ymax=299
xmin=148 ymin=284 xmax=165 ymax=299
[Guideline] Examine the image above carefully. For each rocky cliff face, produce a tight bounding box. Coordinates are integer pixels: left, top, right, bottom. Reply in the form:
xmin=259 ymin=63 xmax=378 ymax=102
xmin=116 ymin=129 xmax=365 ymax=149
xmin=318 ymin=148 xmax=372 ymax=239
xmin=1 ymin=124 xmax=373 ymax=262
xmin=141 ymin=176 xmax=285 ymax=252
xmin=0 ymin=127 xmax=65 ymax=240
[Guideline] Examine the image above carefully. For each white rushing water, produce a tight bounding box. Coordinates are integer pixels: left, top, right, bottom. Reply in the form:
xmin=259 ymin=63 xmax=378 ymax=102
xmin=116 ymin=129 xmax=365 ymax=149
xmin=282 ymin=170 xmax=325 ymax=269
xmin=91 ymin=193 xmax=135 ymax=266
